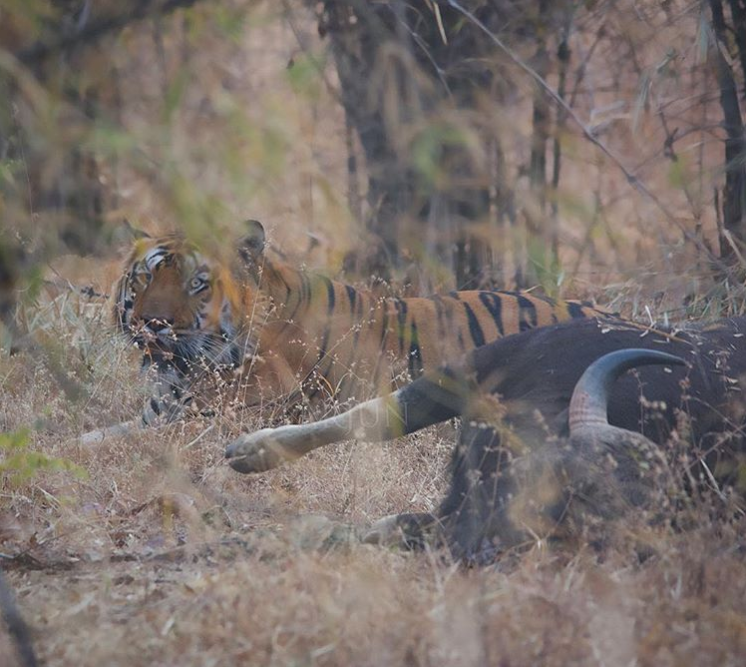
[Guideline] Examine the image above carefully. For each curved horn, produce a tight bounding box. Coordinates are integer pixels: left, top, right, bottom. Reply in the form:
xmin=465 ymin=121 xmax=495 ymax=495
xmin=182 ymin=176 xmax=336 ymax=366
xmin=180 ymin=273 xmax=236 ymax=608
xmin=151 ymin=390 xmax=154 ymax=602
xmin=568 ymin=349 xmax=685 ymax=433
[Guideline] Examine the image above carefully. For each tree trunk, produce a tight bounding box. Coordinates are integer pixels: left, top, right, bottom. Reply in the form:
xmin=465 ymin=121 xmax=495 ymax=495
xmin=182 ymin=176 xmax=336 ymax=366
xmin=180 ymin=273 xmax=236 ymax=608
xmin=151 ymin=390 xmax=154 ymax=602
xmin=319 ymin=0 xmax=495 ymax=288
xmin=710 ymin=0 xmax=746 ymax=258
xmin=727 ymin=0 xmax=746 ymax=90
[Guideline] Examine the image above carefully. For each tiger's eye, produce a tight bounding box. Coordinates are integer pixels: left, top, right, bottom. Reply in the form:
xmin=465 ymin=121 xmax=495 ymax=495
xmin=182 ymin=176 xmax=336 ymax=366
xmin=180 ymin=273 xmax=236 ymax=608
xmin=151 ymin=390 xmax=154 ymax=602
xmin=190 ymin=275 xmax=209 ymax=293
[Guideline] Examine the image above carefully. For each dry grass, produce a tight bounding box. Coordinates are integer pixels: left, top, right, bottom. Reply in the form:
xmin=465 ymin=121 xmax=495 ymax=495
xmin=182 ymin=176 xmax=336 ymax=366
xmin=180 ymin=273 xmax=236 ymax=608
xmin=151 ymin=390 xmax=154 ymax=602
xmin=0 ymin=282 xmax=745 ymax=667
xmin=4 ymin=2 xmax=746 ymax=664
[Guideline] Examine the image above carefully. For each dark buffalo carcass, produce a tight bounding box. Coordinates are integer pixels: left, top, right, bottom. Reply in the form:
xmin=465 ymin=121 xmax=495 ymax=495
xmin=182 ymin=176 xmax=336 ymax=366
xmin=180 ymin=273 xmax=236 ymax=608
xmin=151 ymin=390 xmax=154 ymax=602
xmin=224 ymin=316 xmax=746 ymax=558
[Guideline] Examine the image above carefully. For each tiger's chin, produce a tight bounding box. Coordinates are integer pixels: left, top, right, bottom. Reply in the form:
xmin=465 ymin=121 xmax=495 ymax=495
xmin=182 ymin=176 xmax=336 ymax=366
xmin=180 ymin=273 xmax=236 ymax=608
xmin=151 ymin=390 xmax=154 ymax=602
xmin=139 ymin=347 xmax=177 ymax=365
xmin=136 ymin=331 xmax=241 ymax=366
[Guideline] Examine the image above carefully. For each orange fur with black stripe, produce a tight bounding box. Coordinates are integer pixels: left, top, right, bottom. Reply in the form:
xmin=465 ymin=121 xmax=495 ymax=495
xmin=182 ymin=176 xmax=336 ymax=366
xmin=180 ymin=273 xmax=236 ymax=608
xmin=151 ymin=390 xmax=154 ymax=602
xmin=116 ymin=220 xmax=608 ymax=424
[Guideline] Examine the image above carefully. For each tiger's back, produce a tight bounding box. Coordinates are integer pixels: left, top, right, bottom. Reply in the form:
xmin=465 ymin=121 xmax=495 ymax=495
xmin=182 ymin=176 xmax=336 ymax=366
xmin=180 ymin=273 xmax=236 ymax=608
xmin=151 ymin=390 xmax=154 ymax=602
xmin=241 ymin=226 xmax=607 ymax=403
xmin=378 ymin=290 xmax=599 ymax=375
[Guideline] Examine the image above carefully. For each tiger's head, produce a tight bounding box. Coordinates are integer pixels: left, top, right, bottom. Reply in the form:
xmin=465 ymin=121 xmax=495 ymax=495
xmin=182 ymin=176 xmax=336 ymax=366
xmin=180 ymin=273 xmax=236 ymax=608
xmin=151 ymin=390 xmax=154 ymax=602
xmin=114 ymin=222 xmax=267 ymax=374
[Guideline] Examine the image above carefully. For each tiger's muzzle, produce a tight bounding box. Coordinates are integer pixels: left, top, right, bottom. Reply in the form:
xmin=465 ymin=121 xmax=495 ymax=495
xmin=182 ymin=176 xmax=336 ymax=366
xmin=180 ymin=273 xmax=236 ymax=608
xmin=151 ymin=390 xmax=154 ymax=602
xmin=132 ymin=317 xmax=178 ymax=355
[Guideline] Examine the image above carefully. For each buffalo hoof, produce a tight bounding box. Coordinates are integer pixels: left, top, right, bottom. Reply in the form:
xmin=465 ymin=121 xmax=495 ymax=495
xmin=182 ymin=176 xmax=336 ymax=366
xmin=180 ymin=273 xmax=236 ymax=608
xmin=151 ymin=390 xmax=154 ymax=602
xmin=363 ymin=512 xmax=436 ymax=550
xmin=362 ymin=515 xmax=402 ymax=546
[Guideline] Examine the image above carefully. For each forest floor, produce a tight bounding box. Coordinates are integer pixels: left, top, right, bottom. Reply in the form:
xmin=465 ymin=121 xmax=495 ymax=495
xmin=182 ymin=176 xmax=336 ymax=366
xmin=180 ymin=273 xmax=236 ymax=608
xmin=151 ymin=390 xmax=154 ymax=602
xmin=3 ymin=3 xmax=746 ymax=662
xmin=1 ymin=268 xmax=746 ymax=667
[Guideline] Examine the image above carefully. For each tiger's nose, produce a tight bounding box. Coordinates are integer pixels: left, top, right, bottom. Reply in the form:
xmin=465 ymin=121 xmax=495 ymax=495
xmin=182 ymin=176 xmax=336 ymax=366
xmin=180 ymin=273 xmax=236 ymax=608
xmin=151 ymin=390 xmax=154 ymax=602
xmin=141 ymin=317 xmax=174 ymax=336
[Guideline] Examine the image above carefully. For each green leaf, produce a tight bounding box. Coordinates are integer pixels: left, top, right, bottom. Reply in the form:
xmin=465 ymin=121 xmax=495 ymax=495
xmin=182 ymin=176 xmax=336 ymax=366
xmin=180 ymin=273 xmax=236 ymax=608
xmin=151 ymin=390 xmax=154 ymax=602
xmin=163 ymin=69 xmax=190 ymax=124
xmin=286 ymin=52 xmax=326 ymax=100
xmin=0 ymin=428 xmax=87 ymax=485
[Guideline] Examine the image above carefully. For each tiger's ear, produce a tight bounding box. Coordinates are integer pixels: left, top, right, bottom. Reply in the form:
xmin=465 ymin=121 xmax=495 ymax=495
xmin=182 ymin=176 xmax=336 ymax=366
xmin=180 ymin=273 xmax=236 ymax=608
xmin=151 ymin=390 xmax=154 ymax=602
xmin=240 ymin=219 xmax=265 ymax=256
xmin=238 ymin=219 xmax=266 ymax=281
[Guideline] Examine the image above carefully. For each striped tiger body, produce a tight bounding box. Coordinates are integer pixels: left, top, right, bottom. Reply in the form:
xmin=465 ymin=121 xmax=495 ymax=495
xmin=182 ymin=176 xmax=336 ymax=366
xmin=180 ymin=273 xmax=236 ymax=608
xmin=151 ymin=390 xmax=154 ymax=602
xmin=115 ymin=220 xmax=607 ymax=425
xmin=252 ymin=272 xmax=604 ymax=406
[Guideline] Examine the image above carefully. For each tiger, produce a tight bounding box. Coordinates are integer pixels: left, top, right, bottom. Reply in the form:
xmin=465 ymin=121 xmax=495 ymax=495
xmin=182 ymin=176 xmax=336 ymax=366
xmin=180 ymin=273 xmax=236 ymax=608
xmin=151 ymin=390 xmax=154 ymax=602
xmin=112 ymin=219 xmax=609 ymax=428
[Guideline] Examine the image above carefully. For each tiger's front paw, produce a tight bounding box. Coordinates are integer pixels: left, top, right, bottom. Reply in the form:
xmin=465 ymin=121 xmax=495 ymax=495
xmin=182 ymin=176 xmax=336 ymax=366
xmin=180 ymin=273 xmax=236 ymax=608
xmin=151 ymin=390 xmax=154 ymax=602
xmin=224 ymin=429 xmax=291 ymax=474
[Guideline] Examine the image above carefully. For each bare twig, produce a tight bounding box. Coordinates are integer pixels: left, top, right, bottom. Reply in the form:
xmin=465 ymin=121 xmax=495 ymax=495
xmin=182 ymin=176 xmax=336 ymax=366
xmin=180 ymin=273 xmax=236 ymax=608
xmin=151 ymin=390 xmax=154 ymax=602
xmin=183 ymin=423 xmax=216 ymax=450
xmin=43 ymin=272 xmax=109 ymax=300
xmin=699 ymin=457 xmax=728 ymax=502
xmin=720 ymin=229 xmax=746 ymax=267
